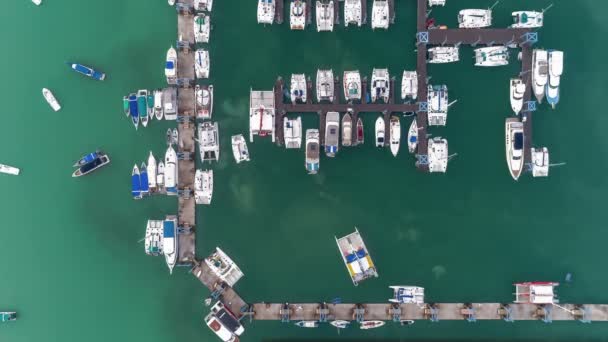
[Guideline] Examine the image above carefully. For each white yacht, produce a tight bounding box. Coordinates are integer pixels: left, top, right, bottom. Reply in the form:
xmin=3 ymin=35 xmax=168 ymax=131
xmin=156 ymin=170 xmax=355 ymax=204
xmin=511 ymin=11 xmax=543 ymax=28
xmin=316 ymin=69 xmax=334 ymax=102
xmin=343 ymin=70 xmax=362 ymax=101
xmin=316 ymin=1 xmax=334 ymax=32
xmin=205 ymin=302 xmax=245 ymax=342
xmin=290 ymin=0 xmax=306 ymax=30
xmin=194 ymin=0 xmax=213 ymax=12
xmin=195 ymin=49 xmax=210 ymax=79
xmin=147 ymin=152 xmax=157 ymax=190
xmin=427 ymin=84 xmax=448 ymax=126
xmin=428 ymin=137 xmax=448 ymax=173
xmin=401 ymin=71 xmax=418 ymax=100
xmin=0 ymin=164 xmax=20 ymax=176
xmin=153 ymin=89 xmax=164 ymax=120
xmin=547 ymin=50 xmax=563 ymax=109
xmin=389 ymin=116 xmax=400 ymax=156
xmin=505 ymin=118 xmax=524 ymax=180
xmin=344 ymin=0 xmax=362 ymax=27
xmin=165 ymin=46 xmax=177 ymax=83
xmin=195 ymin=169 xmax=213 ymax=204
xmin=371 ymin=68 xmax=390 ymax=103
xmin=284 ymin=116 xmax=303 ymax=149
xmin=42 ymin=88 xmax=61 ymax=111
xmin=375 ymin=116 xmax=385 ymax=147
xmin=458 ymin=9 xmax=492 ymax=28
xmin=257 ymin=0 xmax=275 ymax=24
xmin=532 ymin=49 xmax=549 ymax=103
xmin=428 ymin=0 xmax=445 ymax=6
xmin=407 ymin=118 xmax=418 ymax=154
xmin=531 ymin=147 xmax=549 ymax=177
xmin=324 ymin=111 xmax=340 ymax=157
xmin=194 ymin=15 xmax=210 ymax=43
xmin=371 ymin=0 xmax=390 ymax=29
xmin=164 ymin=146 xmax=178 ymax=195
xmin=144 ymin=220 xmax=163 ymax=256
xmin=204 ymin=248 xmax=244 ymax=287
xmin=474 ymin=46 xmax=509 ymax=67
xmin=342 ymin=112 xmax=352 ymax=147
xmin=389 ymin=286 xmax=425 ymax=304
xmin=198 ymin=122 xmax=220 ymax=163
xmin=231 ymin=134 xmax=250 ymax=163
xmin=427 ymin=46 xmax=459 ymax=63
xmin=249 ymin=90 xmax=276 ymax=142
xmin=290 ymin=74 xmax=307 ymax=104
xmin=305 ymin=129 xmax=320 ymax=174
xmin=510 ymin=78 xmax=526 ymax=115
xmin=196 ymin=84 xmax=213 ymax=119
xmin=163 ymin=217 xmax=178 ymax=274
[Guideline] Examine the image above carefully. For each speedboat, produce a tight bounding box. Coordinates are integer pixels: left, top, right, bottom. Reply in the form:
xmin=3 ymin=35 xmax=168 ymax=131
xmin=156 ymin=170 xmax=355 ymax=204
xmin=67 ymin=62 xmax=106 ymax=81
xmin=428 ymin=137 xmax=448 ymax=173
xmin=145 ymin=220 xmax=163 ymax=256
xmin=330 ymin=320 xmax=350 ymax=329
xmin=196 ymin=84 xmax=214 ymax=119
xmin=284 ymin=116 xmax=302 ymax=149
xmin=401 ymin=71 xmax=418 ymax=101
xmin=532 ymin=49 xmax=548 ymax=103
xmin=427 ymin=46 xmax=459 ymax=63
xmin=195 ymin=169 xmax=213 ymax=204
xmin=360 ymin=320 xmax=385 ymax=330
xmin=356 ymin=117 xmax=364 ymax=145
xmin=295 ymin=321 xmax=319 ymax=328
xmin=342 ymin=112 xmax=352 ymax=147
xmin=474 ymin=46 xmax=509 ymax=67
xmin=389 ymin=286 xmax=425 ymax=304
xmin=511 ymin=11 xmax=543 ymax=28
xmin=257 ymin=0 xmax=275 ymax=24
xmin=305 ymin=129 xmax=320 ymax=174
xmin=335 ymin=228 xmax=378 ymax=285
xmin=128 ymin=93 xmax=139 ymax=129
xmin=316 ymin=69 xmax=334 ymax=102
xmin=231 ymin=134 xmax=250 ymax=163
xmin=137 ymin=89 xmax=149 ymax=128
xmin=547 ymin=50 xmax=563 ymax=109
xmin=407 ymin=118 xmax=418 ymax=153
xmin=194 ymin=15 xmax=210 ymax=43
xmin=164 ymin=146 xmax=178 ymax=195
xmin=153 ymin=89 xmax=164 ymax=120
xmin=427 ymin=84 xmax=448 ymax=126
xmin=73 ymin=150 xmax=102 ymax=167
xmin=343 ymin=71 xmax=361 ymax=102
xmin=156 ymin=161 xmax=165 ymax=188
xmin=140 ymin=162 xmax=150 ymax=195
xmin=165 ymin=46 xmax=177 ymax=83
xmin=147 ymin=152 xmax=157 ymax=190
xmin=194 ymin=0 xmax=213 ymax=12
xmin=147 ymin=93 xmax=154 ymax=119
xmin=458 ymin=9 xmax=492 ymax=28
xmin=510 ymin=78 xmax=526 ymax=115
xmin=163 ymin=87 xmax=178 ymax=120
xmin=290 ymin=0 xmax=306 ymax=30
xmin=0 ymin=312 xmax=17 ymax=322
xmin=531 ymin=147 xmax=549 ymax=177
xmin=32 ymin=0 xmax=41 ymax=5
xmin=344 ymin=0 xmax=362 ymax=27
xmin=389 ymin=116 xmax=400 ymax=156
xmin=371 ymin=68 xmax=390 ymax=103
xmin=249 ymin=90 xmax=276 ymax=142
xmin=316 ymin=0 xmax=334 ymax=32
xmin=163 ymin=217 xmax=178 ymax=274
xmin=195 ymin=49 xmax=210 ymax=79
xmin=205 ymin=302 xmax=245 ymax=342
xmin=123 ymin=96 xmax=129 ymax=116
xmin=0 ymin=164 xmax=20 ymax=176
xmin=42 ymin=88 xmax=61 ymax=111
xmin=375 ymin=116 xmax=385 ymax=147
xmin=72 ymin=153 xmax=110 ymax=177
xmin=290 ymin=74 xmax=307 ymax=104
xmin=325 ymin=111 xmax=339 ymax=157
xmin=198 ymin=122 xmax=220 ymax=162
xmin=505 ymin=118 xmax=524 ymax=180
xmin=371 ymin=0 xmax=389 ymax=29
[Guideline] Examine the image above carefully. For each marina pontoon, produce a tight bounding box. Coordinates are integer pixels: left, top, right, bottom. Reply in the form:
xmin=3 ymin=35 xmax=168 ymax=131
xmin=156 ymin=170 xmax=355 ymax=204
xmin=305 ymin=129 xmax=320 ymax=174
xmin=510 ymin=78 xmax=526 ymax=115
xmin=389 ymin=286 xmax=425 ymax=304
xmin=163 ymin=217 xmax=178 ymax=274
xmin=316 ymin=69 xmax=335 ymax=102
xmin=42 ymin=88 xmax=61 ymax=111
xmin=194 ymin=14 xmax=211 ymax=43
xmin=505 ymin=118 xmax=524 ymax=180
xmin=407 ymin=119 xmax=418 ymax=153
xmin=196 ymin=84 xmax=214 ymax=119
xmin=401 ymin=71 xmax=418 ymax=100
xmin=198 ymin=121 xmax=220 ymax=162
xmin=231 ymin=134 xmax=250 ymax=163
xmin=458 ymin=9 xmax=492 ymax=28
xmin=249 ymin=90 xmax=276 ymax=142
xmin=343 ymin=70 xmax=362 ymax=101
xmin=531 ymin=147 xmax=550 ymax=177
xmin=428 ymin=137 xmax=448 ymax=173
xmin=324 ymin=111 xmax=339 ymax=157
xmin=342 ymin=112 xmax=352 ymax=147
xmin=547 ymin=50 xmax=563 ymax=109
xmin=290 ymin=74 xmax=307 ymax=104
xmin=290 ymin=0 xmax=306 ymax=30
xmin=511 ymin=11 xmax=543 ymax=28
xmin=335 ymin=228 xmax=378 ymax=286
xmin=428 ymin=46 xmax=459 ymax=64
xmin=316 ymin=0 xmax=334 ymax=32
xmin=427 ymin=84 xmax=448 ymax=126
xmin=371 ymin=0 xmax=389 ymax=29
xmin=284 ymin=116 xmax=303 ymax=149
xmin=257 ymin=0 xmax=275 ymax=24
xmin=195 ymin=169 xmax=213 ymax=204
xmin=389 ymin=116 xmax=400 ymax=156
xmin=145 ymin=220 xmax=163 ymax=256
xmin=344 ymin=0 xmax=362 ymax=27
xmin=375 ymin=116 xmax=385 ymax=147
xmin=195 ymin=49 xmax=210 ymax=79
xmin=474 ymin=46 xmax=509 ymax=67
xmin=532 ymin=49 xmax=548 ymax=103
xmin=205 ymin=247 xmax=244 ymax=287
xmin=514 ymin=282 xmax=559 ymax=304
xmin=371 ymin=68 xmax=390 ymax=103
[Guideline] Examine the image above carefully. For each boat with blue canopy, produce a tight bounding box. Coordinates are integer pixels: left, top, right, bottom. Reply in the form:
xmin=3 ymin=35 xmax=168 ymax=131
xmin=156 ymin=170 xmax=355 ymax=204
xmin=131 ymin=164 xmax=141 ymax=199
xmin=140 ymin=162 xmax=150 ymax=195
xmin=137 ymin=90 xmax=149 ymax=127
xmin=73 ymin=150 xmax=103 ymax=167
xmin=72 ymin=153 xmax=110 ymax=177
xmin=163 ymin=217 xmax=178 ymax=274
xmin=128 ymin=93 xmax=139 ymax=129
xmin=67 ymin=62 xmax=106 ymax=81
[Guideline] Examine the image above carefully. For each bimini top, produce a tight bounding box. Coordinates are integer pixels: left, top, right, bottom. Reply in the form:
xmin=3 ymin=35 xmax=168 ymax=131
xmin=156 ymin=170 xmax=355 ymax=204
xmin=163 ymin=220 xmax=175 ymax=238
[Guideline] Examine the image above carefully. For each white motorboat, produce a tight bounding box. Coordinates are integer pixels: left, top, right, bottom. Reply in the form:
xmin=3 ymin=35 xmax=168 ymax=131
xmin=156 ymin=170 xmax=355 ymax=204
xmin=330 ymin=320 xmax=350 ymax=329
xmin=194 ymin=15 xmax=211 ymax=43
xmin=198 ymin=122 xmax=220 ymax=162
xmin=324 ymin=111 xmax=339 ymax=157
xmin=427 ymin=46 xmax=459 ymax=63
xmin=156 ymin=161 xmax=165 ymax=188
xmin=514 ymin=282 xmax=559 ymax=304
xmin=42 ymin=88 xmax=61 ymax=111
xmin=344 ymin=0 xmax=362 ymax=27
xmin=428 ymin=0 xmax=445 ymax=5
xmin=290 ymin=74 xmax=307 ymax=104
xmin=458 ymin=9 xmax=492 ymax=28
xmin=401 ymin=71 xmax=418 ymax=100
xmin=231 ymin=134 xmax=250 ymax=163
xmin=163 ymin=87 xmax=178 ymax=120
xmin=427 ymin=84 xmax=448 ymax=126
xmin=163 ymin=216 xmax=178 ymax=274
xmin=371 ymin=0 xmax=389 ymax=29
xmin=474 ymin=46 xmax=509 ymax=67
xmin=205 ymin=302 xmax=245 ymax=342
xmin=0 ymin=164 xmax=20 ymax=176
xmin=165 ymin=46 xmax=177 ymax=83
xmin=204 ymin=248 xmax=245 ymax=287
xmin=153 ymin=89 xmax=163 ymax=120
xmin=505 ymin=118 xmax=524 ymax=180
xmin=194 ymin=0 xmax=213 ymax=12
xmin=258 ymin=0 xmax=275 ymax=24
xmin=250 ymin=90 xmax=276 ymax=142
xmin=32 ymin=0 xmax=41 ymax=5
xmin=547 ymin=50 xmax=563 ymax=109
xmin=316 ymin=69 xmax=334 ymax=102
xmin=510 ymin=78 xmax=526 ymax=115
xmin=342 ymin=112 xmax=352 ymax=147
xmin=144 ymin=220 xmax=163 ymax=256
xmin=532 ymin=49 xmax=548 ymax=103
xmin=407 ymin=118 xmax=418 ymax=153
xmin=290 ymin=0 xmax=306 ymax=30
xmin=375 ymin=116 xmax=385 ymax=148
xmin=147 ymin=151 xmax=157 ymax=190
xmin=316 ymin=0 xmax=334 ymax=32
xmin=428 ymin=137 xmax=448 ymax=173
xmin=195 ymin=49 xmax=210 ymax=79
xmin=305 ymin=129 xmax=320 ymax=174
xmin=196 ymin=85 xmax=214 ymax=119
xmin=168 ymin=0 xmax=175 ymax=5
xmin=195 ymin=169 xmax=214 ymax=204
xmin=389 ymin=116 xmax=400 ymax=156
xmin=295 ymin=321 xmax=319 ymax=328
xmin=360 ymin=320 xmax=385 ymax=330
xmin=164 ymin=146 xmax=178 ymax=195
xmin=371 ymin=68 xmax=390 ymax=103
xmin=511 ymin=11 xmax=543 ymax=28
xmin=343 ymin=71 xmax=361 ymax=101
xmin=531 ymin=147 xmax=549 ymax=177
xmin=284 ymin=116 xmax=302 ymax=149
xmin=389 ymin=286 xmax=425 ymax=304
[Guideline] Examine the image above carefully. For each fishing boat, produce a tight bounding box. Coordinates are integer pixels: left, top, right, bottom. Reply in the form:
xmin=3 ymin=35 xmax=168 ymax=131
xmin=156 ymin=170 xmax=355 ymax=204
xmin=427 ymin=46 xmax=459 ymax=63
xmin=140 ymin=162 xmax=149 ymax=195
xmin=147 ymin=152 xmax=157 ymax=190
xmin=147 ymin=93 xmax=154 ymax=119
xmin=335 ymin=228 xmax=378 ymax=286
xmin=163 ymin=87 xmax=178 ymax=120
xmin=316 ymin=69 xmax=335 ymax=102
xmin=330 ymin=320 xmax=350 ymax=329
xmin=356 ymin=117 xmax=364 ymax=145
xmin=284 ymin=116 xmax=302 ymax=149
xmin=249 ymin=90 xmax=276 ymax=142
xmin=205 ymin=302 xmax=245 ymax=342
xmin=388 ymin=286 xmax=425 ymax=304
xmin=194 ymin=0 xmax=213 ymax=12
xmin=344 ymin=0 xmax=362 ymax=27
xmin=295 ymin=321 xmax=319 ymax=328
xmin=144 ymin=220 xmax=163 ymax=256
xmin=165 ymin=46 xmax=177 ymax=83
xmin=67 ymin=62 xmax=106 ymax=81
xmin=514 ymin=282 xmax=559 ymax=304
xmin=458 ymin=9 xmax=492 ymax=28
xmin=532 ymin=49 xmax=548 ymax=103
xmin=375 ymin=116 xmax=385 ymax=147
xmin=153 ymin=89 xmax=164 ymax=120
xmin=72 ymin=153 xmax=110 ymax=177
xmin=342 ymin=112 xmax=352 ymax=147
xmin=290 ymin=0 xmax=306 ymax=30
xmin=163 ymin=217 xmax=178 ymax=274
xmin=474 ymin=46 xmax=509 ymax=67
xmin=0 ymin=312 xmax=16 ymax=322
xmin=389 ymin=116 xmax=400 ymax=156
xmin=257 ymin=0 xmax=275 ymax=24
xmin=428 ymin=137 xmax=448 ymax=173
xmin=131 ymin=164 xmax=141 ymax=199
xmin=137 ymin=89 xmax=149 ymax=127
xmin=164 ymin=146 xmax=178 ymax=195
xmin=204 ymin=247 xmax=245 ymax=286
xmin=371 ymin=68 xmax=390 ymax=103
xmin=401 ymin=71 xmax=418 ymax=100
xmin=42 ymin=88 xmax=61 ymax=111
xmin=316 ymin=0 xmax=334 ymax=32
xmin=198 ymin=122 xmax=220 ymax=162
xmin=325 ymin=111 xmax=339 ymax=157
xmin=510 ymin=78 xmax=526 ymax=115
xmin=427 ymin=84 xmax=448 ymax=126
xmin=231 ymin=135 xmax=250 ymax=163
xmin=371 ymin=0 xmax=389 ymax=29
xmin=195 ymin=49 xmax=210 ymax=79
xmin=73 ymin=150 xmax=102 ymax=167
xmin=194 ymin=169 xmax=214 ymax=204
xmin=172 ymin=128 xmax=179 ymax=146
xmin=531 ymin=147 xmax=549 ymax=177
xmin=511 ymin=11 xmax=543 ymax=28
xmin=156 ymin=161 xmax=165 ymax=188
xmin=290 ymin=74 xmax=307 ymax=104
xmin=407 ymin=118 xmax=418 ymax=153
xmin=547 ymin=50 xmax=563 ymax=109
xmin=505 ymin=118 xmax=524 ymax=180
xmin=0 ymin=164 xmax=20 ymax=176
xmin=343 ymin=71 xmax=361 ymax=102
xmin=194 ymin=14 xmax=211 ymax=43
xmin=196 ymin=85 xmax=214 ymax=119
xmin=305 ymin=129 xmax=320 ymax=174
xmin=360 ymin=320 xmax=385 ymax=330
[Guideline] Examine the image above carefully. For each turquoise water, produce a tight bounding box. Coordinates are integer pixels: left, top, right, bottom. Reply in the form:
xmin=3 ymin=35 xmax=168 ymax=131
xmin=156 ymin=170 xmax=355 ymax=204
xmin=2 ymin=0 xmax=608 ymax=341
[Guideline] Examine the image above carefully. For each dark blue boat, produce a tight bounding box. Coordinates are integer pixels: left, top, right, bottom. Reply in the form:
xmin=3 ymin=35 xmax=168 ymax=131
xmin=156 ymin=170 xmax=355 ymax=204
xmin=72 ymin=154 xmax=110 ymax=177
xmin=67 ymin=62 xmax=106 ymax=81
xmin=128 ymin=93 xmax=139 ymax=129
xmin=73 ymin=150 xmax=103 ymax=167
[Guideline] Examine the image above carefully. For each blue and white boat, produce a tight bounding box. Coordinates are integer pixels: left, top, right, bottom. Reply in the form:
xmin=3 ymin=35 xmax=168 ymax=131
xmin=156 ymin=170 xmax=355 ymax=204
xmin=0 ymin=312 xmax=16 ymax=322
xmin=72 ymin=153 xmax=110 ymax=177
xmin=389 ymin=286 xmax=425 ymax=304
xmin=67 ymin=62 xmax=106 ymax=81
xmin=73 ymin=150 xmax=102 ymax=167
xmin=163 ymin=217 xmax=178 ymax=274
xmin=140 ymin=162 xmax=150 ymax=195
xmin=324 ymin=112 xmax=339 ymax=157
xmin=546 ymin=50 xmax=563 ymax=109
xmin=128 ymin=93 xmax=139 ymax=129
xmin=131 ymin=164 xmax=142 ymax=199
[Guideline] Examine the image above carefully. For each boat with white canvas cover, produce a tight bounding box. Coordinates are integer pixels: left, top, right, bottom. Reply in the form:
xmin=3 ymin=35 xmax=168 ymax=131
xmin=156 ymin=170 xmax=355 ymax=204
xmin=295 ymin=321 xmax=319 ymax=328
xmin=249 ymin=90 xmax=276 ymax=142
xmin=194 ymin=169 xmax=213 ymax=204
xmin=147 ymin=152 xmax=157 ymax=190
xmin=164 ymin=146 xmax=178 ymax=195
xmin=153 ymin=89 xmax=163 ymax=120
xmin=325 ymin=111 xmax=339 ymax=157
xmin=342 ymin=112 xmax=352 ymax=147
xmin=401 ymin=71 xmax=418 ymax=100
xmin=547 ymin=50 xmax=563 ymax=109
xmin=511 ymin=11 xmax=543 ymax=28
xmin=389 ymin=116 xmax=400 ymax=156
xmin=156 ymin=161 xmax=165 ymax=188
xmin=428 ymin=0 xmax=445 ymax=5
xmin=290 ymin=0 xmax=306 ymax=30
xmin=196 ymin=85 xmax=214 ymax=119
xmin=474 ymin=46 xmax=509 ymax=67
xmin=375 ymin=116 xmax=385 ymax=147
xmin=531 ymin=147 xmax=549 ymax=177
xmin=428 ymin=46 xmax=459 ymax=63
xmin=290 ymin=74 xmax=307 ymax=104
xmin=194 ymin=15 xmax=210 ymax=43
xmin=344 ymin=0 xmax=362 ymax=27
xmin=343 ymin=71 xmax=361 ymax=101
xmin=258 ymin=0 xmax=275 ymax=24
xmin=305 ymin=129 xmax=320 ymax=174
xmin=371 ymin=68 xmax=390 ymax=103
xmin=389 ymin=286 xmax=425 ymax=304
xmin=360 ymin=320 xmax=385 ymax=330
xmin=145 ymin=220 xmax=163 ymax=256
xmin=165 ymin=46 xmax=177 ymax=83
xmin=204 ymin=247 xmax=244 ymax=287
xmin=428 ymin=137 xmax=448 ymax=173
xmin=32 ymin=0 xmax=41 ymax=5
xmin=514 ymin=282 xmax=559 ymax=304
xmin=195 ymin=49 xmax=210 ymax=79
xmin=163 ymin=87 xmax=177 ymax=120
xmin=532 ymin=49 xmax=548 ymax=103
xmin=284 ymin=116 xmax=302 ymax=149
xmin=458 ymin=9 xmax=492 ymax=28
xmin=407 ymin=118 xmax=418 ymax=153
xmin=427 ymin=84 xmax=448 ymax=126
xmin=316 ymin=1 xmax=334 ymax=32
xmin=205 ymin=302 xmax=245 ymax=342
xmin=371 ymin=0 xmax=389 ymax=29
xmin=198 ymin=122 xmax=220 ymax=162
xmin=316 ymin=69 xmax=334 ymax=102
xmin=505 ymin=118 xmax=524 ymax=180
xmin=231 ymin=135 xmax=250 ymax=163
xmin=194 ymin=0 xmax=213 ymax=12
xmin=510 ymin=78 xmax=526 ymax=115
xmin=0 ymin=164 xmax=20 ymax=176
xmin=163 ymin=217 xmax=178 ymax=274
xmin=335 ymin=228 xmax=378 ymax=286
xmin=42 ymin=88 xmax=61 ymax=111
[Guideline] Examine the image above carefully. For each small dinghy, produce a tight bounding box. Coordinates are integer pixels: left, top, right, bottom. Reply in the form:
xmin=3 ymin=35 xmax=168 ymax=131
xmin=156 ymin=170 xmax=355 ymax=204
xmin=0 ymin=312 xmax=17 ymax=322
xmin=330 ymin=320 xmax=350 ymax=329
xmin=389 ymin=116 xmax=400 ymax=156
xmin=356 ymin=117 xmax=364 ymax=145
xmin=400 ymin=320 xmax=415 ymax=326
xmin=73 ymin=150 xmax=103 ymax=167
xmin=407 ymin=118 xmax=418 ymax=154
xmin=32 ymin=0 xmax=41 ymax=5
xmin=295 ymin=321 xmax=319 ymax=328
xmin=231 ymin=134 xmax=250 ymax=163
xmin=375 ymin=116 xmax=385 ymax=148
xmin=42 ymin=88 xmax=61 ymax=111
xmin=0 ymin=164 xmax=20 ymax=176
xmin=510 ymin=78 xmax=526 ymax=115
xmin=360 ymin=320 xmax=385 ymax=330
xmin=172 ymin=128 xmax=179 ymax=146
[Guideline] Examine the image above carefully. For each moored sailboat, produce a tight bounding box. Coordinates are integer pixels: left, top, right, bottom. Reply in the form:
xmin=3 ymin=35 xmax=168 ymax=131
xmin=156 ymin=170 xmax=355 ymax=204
xmin=389 ymin=116 xmax=400 ymax=156
xmin=131 ymin=164 xmax=142 ymax=199
xmin=342 ymin=112 xmax=352 ymax=147
xmin=375 ymin=116 xmax=385 ymax=147
xmin=407 ymin=118 xmax=418 ymax=154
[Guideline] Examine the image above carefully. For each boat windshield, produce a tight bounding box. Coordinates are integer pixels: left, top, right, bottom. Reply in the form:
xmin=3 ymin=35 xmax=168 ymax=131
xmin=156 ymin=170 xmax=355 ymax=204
xmin=80 ymin=157 xmax=104 ymax=173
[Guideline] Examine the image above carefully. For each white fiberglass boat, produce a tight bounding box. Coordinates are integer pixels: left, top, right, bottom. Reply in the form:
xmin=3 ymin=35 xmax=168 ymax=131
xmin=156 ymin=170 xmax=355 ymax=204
xmin=231 ymin=134 xmax=250 ymax=163
xmin=428 ymin=137 xmax=448 ymax=173
xmin=164 ymin=146 xmax=178 ymax=195
xmin=428 ymin=46 xmax=459 ymax=64
xmin=407 ymin=118 xmax=418 ymax=153
xmin=205 ymin=302 xmax=245 ymax=342
xmin=343 ymin=71 xmax=361 ymax=101
xmin=153 ymin=89 xmax=163 ymax=120
xmin=204 ymin=248 xmax=245 ymax=287
xmin=511 ymin=11 xmax=543 ymax=28
xmin=305 ymin=129 xmax=320 ymax=174
xmin=163 ymin=217 xmax=178 ymax=274
xmin=147 ymin=151 xmax=157 ymax=190
xmin=284 ymin=116 xmax=302 ymax=149
xmin=324 ymin=112 xmax=339 ymax=157
xmin=360 ymin=320 xmax=385 ymax=330
xmin=316 ymin=69 xmax=334 ymax=102
xmin=0 ymin=164 xmax=20 ymax=176
xmin=428 ymin=0 xmax=445 ymax=5
xmin=427 ymin=84 xmax=448 ymax=126
xmin=163 ymin=87 xmax=177 ymax=120
xmin=290 ymin=0 xmax=306 ymax=30
xmin=375 ymin=116 xmax=385 ymax=147
xmin=505 ymin=118 xmax=524 ymax=180
xmin=42 ymin=88 xmax=61 ymax=111
xmin=32 ymin=0 xmax=41 ymax=5
xmin=330 ymin=320 xmax=350 ymax=329
xmin=194 ymin=15 xmax=211 ymax=43
xmin=195 ymin=49 xmax=210 ymax=79
xmin=196 ymin=85 xmax=214 ymax=119
xmin=547 ymin=50 xmax=563 ymax=109
xmin=389 ymin=116 xmax=400 ymax=156
xmin=295 ymin=321 xmax=319 ymax=328
xmin=532 ymin=49 xmax=548 ymax=103
xmin=156 ymin=161 xmax=165 ymax=188
xmin=474 ymin=46 xmax=509 ymax=67
xmin=168 ymin=0 xmax=175 ymax=5
xmin=165 ymin=46 xmax=177 ymax=83
xmin=389 ymin=286 xmax=425 ymax=304
xmin=249 ymin=90 xmax=276 ymax=142
xmin=458 ymin=9 xmax=492 ymax=28
xmin=144 ymin=220 xmax=163 ymax=256
xmin=344 ymin=0 xmax=362 ymax=27
xmin=401 ymin=71 xmax=418 ymax=100
xmin=258 ymin=0 xmax=275 ymax=24
xmin=195 ymin=169 xmax=213 ymax=204
xmin=514 ymin=282 xmax=559 ymax=304
xmin=198 ymin=122 xmax=220 ymax=163
xmin=194 ymin=0 xmax=213 ymax=12
xmin=290 ymin=74 xmax=307 ymax=104
xmin=371 ymin=0 xmax=389 ymax=29
xmin=335 ymin=228 xmax=378 ymax=285
xmin=316 ymin=1 xmax=334 ymax=32
xmin=510 ymin=78 xmax=526 ymax=115
xmin=342 ymin=112 xmax=352 ymax=147
xmin=531 ymin=147 xmax=549 ymax=177
xmin=371 ymin=68 xmax=390 ymax=103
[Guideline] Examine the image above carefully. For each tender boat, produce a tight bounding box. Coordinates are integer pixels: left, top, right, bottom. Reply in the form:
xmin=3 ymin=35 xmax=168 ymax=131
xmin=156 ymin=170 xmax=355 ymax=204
xmin=196 ymin=84 xmax=214 ymax=119
xmin=407 ymin=118 xmax=418 ymax=154
xmin=427 ymin=46 xmax=459 ymax=63
xmin=316 ymin=1 xmax=334 ymax=32
xmin=316 ymin=69 xmax=334 ymax=102
xmin=371 ymin=68 xmax=390 ymax=103
xmin=137 ymin=89 xmax=149 ymax=127
xmin=290 ymin=0 xmax=306 ymax=30
xmin=342 ymin=112 xmax=352 ymax=147
xmin=290 ymin=74 xmax=307 ymax=104
xmin=389 ymin=116 xmax=400 ymax=156
xmin=505 ymin=118 xmax=524 ymax=180
xmin=325 ymin=111 xmax=339 ymax=157
xmin=257 ymin=0 xmax=275 ymax=24
xmin=428 ymin=0 xmax=446 ymax=5
xmin=428 ymin=137 xmax=448 ymax=173
xmin=532 ymin=49 xmax=548 ymax=103
xmin=474 ymin=46 xmax=509 ymax=67
xmin=205 ymin=302 xmax=245 ymax=342
xmin=510 ymin=78 xmax=526 ymax=115
xmin=400 ymin=320 xmax=415 ymax=326
xmin=344 ymin=0 xmax=362 ymax=27
xmin=153 ymin=89 xmax=164 ymax=120
xmin=194 ymin=15 xmax=211 ymax=43
xmin=371 ymin=0 xmax=389 ymax=29
xmin=0 ymin=164 xmax=20 ymax=176
xmin=42 ymin=88 xmax=61 ymax=111
xmin=147 ymin=93 xmax=154 ymax=119
xmin=330 ymin=320 xmax=350 ymax=329
xmin=231 ymin=134 xmax=250 ymax=163
xmin=168 ymin=0 xmax=175 ymax=5
xmin=163 ymin=217 xmax=178 ymax=274
xmin=514 ymin=282 xmax=559 ymax=304
xmin=163 ymin=87 xmax=178 ymax=120
xmin=145 ymin=220 xmax=163 ymax=256
xmin=140 ymin=162 xmax=149 ymax=195
xmin=356 ymin=117 xmax=364 ymax=145
xmin=32 ymin=0 xmax=41 ymax=5
xmin=295 ymin=321 xmax=319 ymax=328
xmin=511 ymin=11 xmax=543 ymax=28
xmin=147 ymin=152 xmax=157 ymax=190
xmin=165 ymin=46 xmax=177 ymax=83
xmin=335 ymin=228 xmax=378 ymax=286
xmin=458 ymin=9 xmax=492 ymax=28
xmin=204 ymin=247 xmax=245 ymax=287
xmin=123 ymin=96 xmax=130 ymax=116
xmin=284 ymin=116 xmax=302 ymax=149
xmin=166 ymin=128 xmax=173 ymax=146
xmin=195 ymin=169 xmax=213 ymax=204
xmin=547 ymin=50 xmax=563 ymax=109
xmin=164 ymin=146 xmax=178 ymax=195
xmin=156 ymin=161 xmax=165 ymax=188
xmin=198 ymin=122 xmax=220 ymax=162
xmin=360 ymin=320 xmax=385 ymax=330
xmin=131 ymin=164 xmax=141 ymax=199
xmin=73 ymin=150 xmax=102 ymax=167
xmin=427 ymin=84 xmax=448 ymax=126
xmin=401 ymin=71 xmax=418 ymax=100
xmin=305 ymin=129 xmax=320 ymax=174
xmin=72 ymin=153 xmax=110 ymax=177
xmin=389 ymin=286 xmax=425 ymax=304
xmin=195 ymin=49 xmax=210 ymax=79
xmin=0 ymin=312 xmax=17 ymax=322
xmin=531 ymin=147 xmax=550 ymax=177
xmin=67 ymin=62 xmax=106 ymax=81
xmin=194 ymin=0 xmax=213 ymax=12
xmin=343 ymin=71 xmax=362 ymax=102
xmin=375 ymin=116 xmax=385 ymax=147
xmin=172 ymin=128 xmax=179 ymax=146
xmin=249 ymin=89 xmax=276 ymax=142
